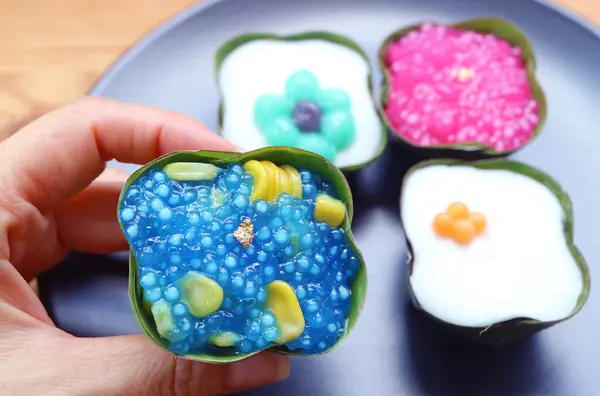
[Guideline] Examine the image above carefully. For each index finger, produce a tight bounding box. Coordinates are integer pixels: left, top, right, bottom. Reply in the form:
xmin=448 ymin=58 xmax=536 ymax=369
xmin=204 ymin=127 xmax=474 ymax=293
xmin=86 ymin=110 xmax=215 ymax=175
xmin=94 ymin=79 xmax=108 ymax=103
xmin=0 ymin=96 xmax=239 ymax=211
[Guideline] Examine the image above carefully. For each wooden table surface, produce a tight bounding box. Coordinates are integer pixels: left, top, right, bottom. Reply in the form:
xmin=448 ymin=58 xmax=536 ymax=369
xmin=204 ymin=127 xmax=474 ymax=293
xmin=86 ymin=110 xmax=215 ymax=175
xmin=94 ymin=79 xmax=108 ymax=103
xmin=0 ymin=0 xmax=598 ymax=139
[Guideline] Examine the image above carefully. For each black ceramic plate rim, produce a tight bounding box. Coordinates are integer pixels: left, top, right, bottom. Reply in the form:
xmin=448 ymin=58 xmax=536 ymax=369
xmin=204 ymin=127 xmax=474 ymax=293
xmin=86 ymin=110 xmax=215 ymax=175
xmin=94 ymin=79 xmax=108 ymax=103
xmin=88 ymin=0 xmax=600 ymax=98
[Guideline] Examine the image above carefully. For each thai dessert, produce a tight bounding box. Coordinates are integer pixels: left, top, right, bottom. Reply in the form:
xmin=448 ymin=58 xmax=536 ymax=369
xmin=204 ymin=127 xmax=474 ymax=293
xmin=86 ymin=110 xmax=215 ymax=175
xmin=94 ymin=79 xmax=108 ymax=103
xmin=215 ymin=32 xmax=386 ymax=171
xmin=378 ymin=18 xmax=547 ymax=158
xmin=400 ymin=159 xmax=590 ymax=345
xmin=117 ymin=147 xmax=367 ymax=362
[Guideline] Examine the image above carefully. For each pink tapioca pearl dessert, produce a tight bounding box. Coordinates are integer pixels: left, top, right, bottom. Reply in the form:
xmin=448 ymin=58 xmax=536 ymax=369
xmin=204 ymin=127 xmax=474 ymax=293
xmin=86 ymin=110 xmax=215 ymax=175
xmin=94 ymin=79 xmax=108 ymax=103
xmin=383 ymin=23 xmax=540 ymax=153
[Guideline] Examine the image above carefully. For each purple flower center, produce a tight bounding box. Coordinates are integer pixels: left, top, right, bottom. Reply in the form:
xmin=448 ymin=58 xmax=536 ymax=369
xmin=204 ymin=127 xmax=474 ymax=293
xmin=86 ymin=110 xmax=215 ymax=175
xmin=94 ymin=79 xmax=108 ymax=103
xmin=292 ymin=100 xmax=323 ymax=132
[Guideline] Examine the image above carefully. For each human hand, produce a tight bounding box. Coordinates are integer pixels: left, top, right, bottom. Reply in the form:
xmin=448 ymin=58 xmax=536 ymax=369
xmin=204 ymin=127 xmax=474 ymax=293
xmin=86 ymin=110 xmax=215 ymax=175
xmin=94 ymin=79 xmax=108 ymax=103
xmin=0 ymin=97 xmax=290 ymax=396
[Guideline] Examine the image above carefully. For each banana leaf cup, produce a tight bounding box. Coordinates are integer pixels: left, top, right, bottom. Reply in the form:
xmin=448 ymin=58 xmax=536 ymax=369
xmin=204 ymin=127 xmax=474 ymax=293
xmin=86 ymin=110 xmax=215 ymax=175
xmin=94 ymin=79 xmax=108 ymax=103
xmin=399 ymin=159 xmax=590 ymax=347
xmin=214 ymin=31 xmax=387 ymax=172
xmin=117 ymin=147 xmax=367 ymax=363
xmin=377 ymin=17 xmax=548 ymax=161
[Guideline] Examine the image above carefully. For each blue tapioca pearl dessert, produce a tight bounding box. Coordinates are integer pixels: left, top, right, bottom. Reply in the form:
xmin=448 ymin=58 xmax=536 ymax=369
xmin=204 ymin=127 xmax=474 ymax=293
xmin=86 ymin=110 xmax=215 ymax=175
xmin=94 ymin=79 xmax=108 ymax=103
xmin=118 ymin=149 xmax=366 ymax=362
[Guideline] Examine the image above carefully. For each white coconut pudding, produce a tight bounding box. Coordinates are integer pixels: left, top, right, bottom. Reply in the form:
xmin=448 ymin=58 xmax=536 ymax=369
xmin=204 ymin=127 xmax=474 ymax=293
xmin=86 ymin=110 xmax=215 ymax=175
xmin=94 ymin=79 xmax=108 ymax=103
xmin=217 ymin=37 xmax=383 ymax=169
xmin=400 ymin=163 xmax=584 ymax=328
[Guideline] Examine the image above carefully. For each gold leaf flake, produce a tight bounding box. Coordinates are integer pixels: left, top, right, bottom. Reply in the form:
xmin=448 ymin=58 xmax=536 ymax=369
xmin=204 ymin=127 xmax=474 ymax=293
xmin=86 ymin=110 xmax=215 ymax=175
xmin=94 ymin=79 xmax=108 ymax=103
xmin=234 ymin=218 xmax=254 ymax=249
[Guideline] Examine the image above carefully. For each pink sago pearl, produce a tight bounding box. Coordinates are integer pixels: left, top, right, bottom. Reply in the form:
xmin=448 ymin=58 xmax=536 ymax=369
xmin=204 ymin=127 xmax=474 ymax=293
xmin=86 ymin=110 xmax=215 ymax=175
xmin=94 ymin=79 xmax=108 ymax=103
xmin=383 ymin=24 xmax=539 ymax=152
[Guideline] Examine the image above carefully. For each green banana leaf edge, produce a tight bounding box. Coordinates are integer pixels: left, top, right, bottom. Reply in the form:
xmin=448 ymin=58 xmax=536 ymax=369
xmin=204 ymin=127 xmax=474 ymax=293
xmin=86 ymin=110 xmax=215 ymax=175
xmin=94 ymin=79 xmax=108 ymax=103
xmin=399 ymin=158 xmax=591 ymax=347
xmin=214 ymin=31 xmax=388 ymax=172
xmin=118 ymin=146 xmax=368 ymax=363
xmin=377 ymin=17 xmax=548 ymax=159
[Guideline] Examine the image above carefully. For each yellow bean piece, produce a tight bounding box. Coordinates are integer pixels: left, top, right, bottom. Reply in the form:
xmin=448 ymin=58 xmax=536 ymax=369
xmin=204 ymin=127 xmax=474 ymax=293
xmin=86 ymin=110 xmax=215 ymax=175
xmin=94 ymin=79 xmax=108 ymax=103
xmin=163 ymin=162 xmax=222 ymax=181
xmin=314 ymin=194 xmax=346 ymax=227
xmin=178 ymin=271 xmax=224 ymax=318
xmin=209 ymin=331 xmax=242 ymax=347
xmin=151 ymin=299 xmax=175 ymax=340
xmin=243 ymin=160 xmax=303 ymax=202
xmin=265 ymin=280 xmax=305 ymax=344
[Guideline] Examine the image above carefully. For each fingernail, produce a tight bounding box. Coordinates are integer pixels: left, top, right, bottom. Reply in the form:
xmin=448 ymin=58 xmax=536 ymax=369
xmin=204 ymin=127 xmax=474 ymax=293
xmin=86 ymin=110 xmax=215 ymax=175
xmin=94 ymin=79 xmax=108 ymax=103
xmin=226 ymin=353 xmax=290 ymax=392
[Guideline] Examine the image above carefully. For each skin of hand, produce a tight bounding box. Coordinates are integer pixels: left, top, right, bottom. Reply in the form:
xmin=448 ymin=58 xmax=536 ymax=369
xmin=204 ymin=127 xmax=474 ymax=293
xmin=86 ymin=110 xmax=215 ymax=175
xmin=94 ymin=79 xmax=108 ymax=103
xmin=0 ymin=96 xmax=290 ymax=396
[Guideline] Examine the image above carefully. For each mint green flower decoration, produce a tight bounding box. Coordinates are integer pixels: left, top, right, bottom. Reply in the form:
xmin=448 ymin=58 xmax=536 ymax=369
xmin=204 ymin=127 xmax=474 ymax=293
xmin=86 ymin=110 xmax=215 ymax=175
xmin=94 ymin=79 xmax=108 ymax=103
xmin=253 ymin=70 xmax=356 ymax=163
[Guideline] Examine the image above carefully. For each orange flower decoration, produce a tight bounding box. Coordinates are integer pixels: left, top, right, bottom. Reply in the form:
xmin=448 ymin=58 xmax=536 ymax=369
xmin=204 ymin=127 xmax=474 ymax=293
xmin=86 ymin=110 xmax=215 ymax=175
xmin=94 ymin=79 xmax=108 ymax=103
xmin=433 ymin=202 xmax=486 ymax=245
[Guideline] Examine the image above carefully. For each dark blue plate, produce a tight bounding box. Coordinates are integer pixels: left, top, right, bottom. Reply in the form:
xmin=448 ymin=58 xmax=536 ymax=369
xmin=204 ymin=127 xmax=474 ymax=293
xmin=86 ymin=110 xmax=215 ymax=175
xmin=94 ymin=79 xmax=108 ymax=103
xmin=39 ymin=0 xmax=600 ymax=394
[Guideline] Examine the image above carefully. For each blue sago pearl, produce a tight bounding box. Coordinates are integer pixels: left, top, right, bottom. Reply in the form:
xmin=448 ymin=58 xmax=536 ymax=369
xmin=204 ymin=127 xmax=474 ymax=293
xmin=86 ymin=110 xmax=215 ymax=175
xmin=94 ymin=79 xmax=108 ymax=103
xmin=224 ymin=253 xmax=238 ymax=269
xmin=249 ymin=307 xmax=261 ymax=319
xmin=210 ymin=221 xmax=221 ymax=234
xmin=255 ymin=338 xmax=268 ymax=349
xmin=222 ymin=297 xmax=233 ymax=310
xmin=256 ymin=251 xmax=268 ymax=263
xmin=140 ymin=271 xmax=157 ymax=288
xmin=318 ymin=341 xmax=327 ymax=350
xmin=216 ymin=206 xmax=232 ymax=219
xmin=234 ymin=305 xmax=244 ymax=316
xmin=233 ymin=194 xmax=249 ymax=209
xmin=274 ymin=227 xmax=291 ymax=245
xmin=335 ymin=271 xmax=343 ymax=283
xmin=256 ymin=288 xmax=267 ymax=303
xmin=256 ymin=227 xmax=271 ymax=242
xmin=200 ymin=210 xmax=213 ymax=223
xmin=224 ymin=233 xmax=236 ymax=245
xmin=301 ymin=335 xmax=312 ymax=348
xmin=296 ymin=253 xmax=311 ymax=272
xmin=237 ymin=185 xmax=251 ymax=196
xmin=296 ymin=285 xmax=307 ymax=300
xmin=306 ymin=300 xmax=319 ymax=313
xmin=155 ymin=183 xmax=170 ymax=198
xmin=184 ymin=228 xmax=197 ymax=242
xmin=282 ymin=261 xmax=294 ymax=274
xmin=223 ymin=220 xmax=235 ymax=232
xmin=338 ymin=286 xmax=350 ymax=300
xmin=191 ymin=258 xmax=202 ymax=269
xmin=152 ymin=171 xmax=167 ymax=183
xmin=169 ymin=234 xmax=183 ymax=246
xmin=168 ymin=195 xmax=181 ymax=207
xmin=239 ymin=340 xmax=253 ymax=353
xmin=279 ymin=205 xmax=293 ymax=220
xmin=126 ymin=186 xmax=141 ymax=200
xmin=126 ymin=224 xmax=139 ymax=239
xmin=327 ymin=323 xmax=338 ymax=333
xmin=196 ymin=322 xmax=207 ymax=337
xmin=330 ymin=288 xmax=339 ymax=302
xmin=225 ymin=173 xmax=241 ymax=189
xmin=183 ymin=191 xmax=196 ymax=203
xmin=216 ymin=243 xmax=227 ymax=256
xmin=270 ymin=217 xmax=283 ymax=229
xmin=201 ymin=235 xmax=214 ymax=249
xmin=144 ymin=287 xmax=162 ymax=303
xmin=172 ymin=303 xmax=187 ymax=316
xmin=254 ymin=199 xmax=268 ymax=215
xmin=138 ymin=201 xmax=150 ymax=213
xmin=263 ymin=242 xmax=275 ymax=253
xmin=245 ymin=245 xmax=256 ymax=256
xmin=150 ymin=197 xmax=164 ymax=212
xmin=232 ymin=275 xmax=244 ymax=288
xmin=120 ymin=208 xmax=136 ymax=222
xmin=300 ymin=234 xmax=314 ymax=249
xmin=244 ymin=281 xmax=257 ymax=297
xmin=188 ymin=212 xmax=201 ymax=226
xmin=217 ymin=268 xmax=230 ymax=285
xmin=158 ymin=208 xmax=173 ymax=222
xmin=164 ymin=285 xmax=180 ymax=302
xmin=198 ymin=197 xmax=211 ymax=207
xmin=170 ymin=254 xmax=182 ymax=265
xmin=310 ymin=264 xmax=322 ymax=276
xmin=143 ymin=179 xmax=154 ymax=190
xmin=261 ymin=313 xmax=275 ymax=327
xmin=246 ymin=321 xmax=261 ymax=341
xmin=180 ymin=317 xmax=192 ymax=332
xmin=294 ymin=273 xmax=303 ymax=283
xmin=331 ymin=229 xmax=344 ymax=241
xmin=263 ymin=327 xmax=279 ymax=342
xmin=302 ymin=183 xmax=317 ymax=199
xmin=231 ymin=164 xmax=244 ymax=175
xmin=198 ymin=186 xmax=211 ymax=197
xmin=263 ymin=266 xmax=275 ymax=278
xmin=292 ymin=209 xmax=304 ymax=221
xmin=205 ymin=260 xmax=218 ymax=274
xmin=283 ymin=245 xmax=294 ymax=259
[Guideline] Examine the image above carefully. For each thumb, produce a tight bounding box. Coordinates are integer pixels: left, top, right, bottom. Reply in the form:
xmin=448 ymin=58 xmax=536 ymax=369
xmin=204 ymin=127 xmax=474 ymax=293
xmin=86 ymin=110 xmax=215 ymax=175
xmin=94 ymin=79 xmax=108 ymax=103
xmin=72 ymin=335 xmax=290 ymax=395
